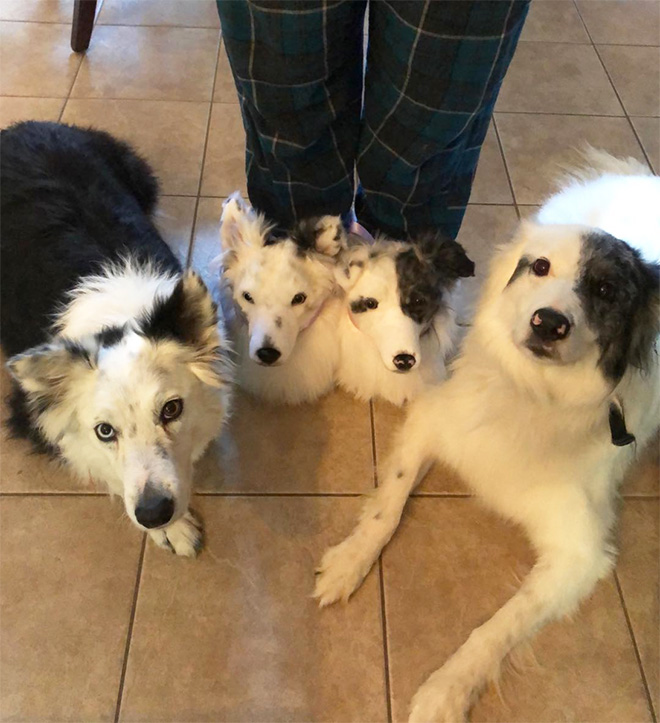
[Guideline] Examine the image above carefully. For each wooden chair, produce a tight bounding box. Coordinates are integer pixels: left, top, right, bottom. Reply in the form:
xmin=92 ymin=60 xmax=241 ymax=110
xmin=71 ymin=0 xmax=98 ymax=52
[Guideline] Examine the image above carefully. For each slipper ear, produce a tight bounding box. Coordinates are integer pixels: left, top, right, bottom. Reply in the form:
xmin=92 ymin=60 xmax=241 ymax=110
xmin=413 ymin=231 xmax=475 ymax=281
xmin=291 ymin=216 xmax=347 ymax=258
xmin=334 ymin=243 xmax=369 ymax=291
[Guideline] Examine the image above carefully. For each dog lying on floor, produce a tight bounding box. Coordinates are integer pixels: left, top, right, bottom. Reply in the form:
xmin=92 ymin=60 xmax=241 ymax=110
xmin=314 ymin=149 xmax=660 ymax=720
xmin=334 ymin=232 xmax=474 ymax=406
xmin=1 ymin=121 xmax=232 ymax=556
xmin=218 ymin=192 xmax=345 ymax=405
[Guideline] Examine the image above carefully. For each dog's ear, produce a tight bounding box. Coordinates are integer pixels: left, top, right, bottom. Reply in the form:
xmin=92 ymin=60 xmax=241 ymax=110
xmin=220 ymin=192 xmax=272 ymax=268
xmin=291 ymin=216 xmax=347 ymax=258
xmin=414 ymin=231 xmax=475 ymax=281
xmin=334 ymin=242 xmax=369 ymax=291
xmin=140 ymin=271 xmax=229 ymax=386
xmin=7 ymin=338 xmax=97 ymax=402
xmin=620 ymin=258 xmax=660 ymax=378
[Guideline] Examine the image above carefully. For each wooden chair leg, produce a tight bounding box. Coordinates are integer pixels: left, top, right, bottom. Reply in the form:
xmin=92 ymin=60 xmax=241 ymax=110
xmin=71 ymin=0 xmax=98 ymax=53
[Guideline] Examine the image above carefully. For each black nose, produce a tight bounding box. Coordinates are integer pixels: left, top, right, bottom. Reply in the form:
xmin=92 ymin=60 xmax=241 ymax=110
xmin=256 ymin=347 xmax=281 ymax=365
xmin=134 ymin=483 xmax=175 ymax=529
xmin=393 ymin=353 xmax=416 ymax=372
xmin=530 ymin=308 xmax=571 ymax=342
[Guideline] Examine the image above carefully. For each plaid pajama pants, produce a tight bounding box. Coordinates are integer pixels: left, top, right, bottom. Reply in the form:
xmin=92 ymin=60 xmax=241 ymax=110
xmin=216 ymin=0 xmax=529 ymax=239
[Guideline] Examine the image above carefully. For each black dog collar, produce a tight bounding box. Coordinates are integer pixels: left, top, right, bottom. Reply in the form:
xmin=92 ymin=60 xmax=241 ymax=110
xmin=609 ymin=401 xmax=636 ymax=447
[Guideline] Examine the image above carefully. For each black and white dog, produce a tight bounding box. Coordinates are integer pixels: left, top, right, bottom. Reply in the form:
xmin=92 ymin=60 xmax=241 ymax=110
xmin=334 ymin=233 xmax=474 ymax=405
xmin=315 ymin=150 xmax=660 ymax=720
xmin=1 ymin=122 xmax=231 ymax=556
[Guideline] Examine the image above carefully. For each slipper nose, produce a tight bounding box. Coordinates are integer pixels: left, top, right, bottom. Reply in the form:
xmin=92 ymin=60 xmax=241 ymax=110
xmin=135 ymin=483 xmax=175 ymax=529
xmin=530 ymin=308 xmax=571 ymax=342
xmin=393 ymin=353 xmax=416 ymax=372
xmin=256 ymin=347 xmax=281 ymax=365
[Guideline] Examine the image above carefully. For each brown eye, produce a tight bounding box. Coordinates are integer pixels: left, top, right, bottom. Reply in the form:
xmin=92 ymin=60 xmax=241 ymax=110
xmin=95 ymin=423 xmax=117 ymax=442
xmin=242 ymin=291 xmax=254 ymax=304
xmin=365 ymin=297 xmax=378 ymax=310
xmin=291 ymin=292 xmax=307 ymax=305
xmin=532 ymin=258 xmax=551 ymax=276
xmin=598 ymin=281 xmax=616 ymax=301
xmin=160 ymin=398 xmax=183 ymax=424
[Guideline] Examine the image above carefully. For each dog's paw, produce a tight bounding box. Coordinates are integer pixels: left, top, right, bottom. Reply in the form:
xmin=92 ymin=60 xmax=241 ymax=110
xmin=314 ymin=216 xmax=345 ymax=257
xmin=408 ymin=671 xmax=470 ymax=723
xmin=313 ymin=537 xmax=372 ymax=607
xmin=149 ymin=511 xmax=203 ymax=558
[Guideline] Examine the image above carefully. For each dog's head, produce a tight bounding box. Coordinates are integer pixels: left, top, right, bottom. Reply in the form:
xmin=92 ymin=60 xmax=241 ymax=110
xmin=219 ymin=193 xmax=344 ymax=365
xmin=7 ymin=271 xmax=230 ymax=530
xmin=336 ymin=232 xmax=474 ymax=372
xmin=480 ymin=220 xmax=659 ymax=393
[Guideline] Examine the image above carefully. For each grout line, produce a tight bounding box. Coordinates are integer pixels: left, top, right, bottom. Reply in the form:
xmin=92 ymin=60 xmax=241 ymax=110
xmin=196 ymin=491 xmax=365 ymax=498
xmin=58 ymin=57 xmax=86 ymax=124
xmin=113 ymin=533 xmax=147 ymax=723
xmin=378 ymin=556 xmax=394 ymax=723
xmin=572 ymin=0 xmax=656 ymax=172
xmin=493 ymin=109 xmax=627 ymax=118
xmin=369 ymin=400 xmax=378 ymax=488
xmin=0 ymin=491 xmax=107 ymax=497
xmin=613 ymin=570 xmax=657 ymax=723
xmin=186 ymin=38 xmax=223 ymax=268
xmin=492 ymin=116 xmax=521 ymax=219
xmin=58 ymin=96 xmax=228 ymax=105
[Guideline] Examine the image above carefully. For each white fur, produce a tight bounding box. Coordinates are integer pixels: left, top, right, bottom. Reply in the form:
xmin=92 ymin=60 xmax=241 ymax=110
xmin=314 ymin=154 xmax=660 ymax=720
xmin=334 ymin=243 xmax=458 ymax=406
xmin=219 ymin=193 xmax=343 ymax=404
xmin=10 ymin=263 xmax=231 ymax=556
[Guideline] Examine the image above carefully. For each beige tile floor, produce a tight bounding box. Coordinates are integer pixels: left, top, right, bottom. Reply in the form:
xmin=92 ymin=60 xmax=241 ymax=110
xmin=0 ymin=1 xmax=658 ymax=720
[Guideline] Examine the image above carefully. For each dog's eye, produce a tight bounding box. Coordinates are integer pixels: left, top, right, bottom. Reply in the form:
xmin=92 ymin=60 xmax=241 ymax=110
xmin=95 ymin=423 xmax=117 ymax=442
xmin=598 ymin=281 xmax=616 ymax=302
xmin=532 ymin=258 xmax=551 ymax=277
xmin=242 ymin=291 xmax=254 ymax=304
xmin=161 ymin=398 xmax=184 ymax=424
xmin=365 ymin=298 xmax=378 ymax=310
xmin=409 ymin=294 xmax=425 ymax=307
xmin=291 ymin=292 xmax=307 ymax=306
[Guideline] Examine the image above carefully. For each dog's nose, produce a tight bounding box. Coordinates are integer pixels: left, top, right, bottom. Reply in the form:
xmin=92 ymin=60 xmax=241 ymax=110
xmin=393 ymin=353 xmax=416 ymax=372
xmin=256 ymin=347 xmax=281 ymax=365
xmin=135 ymin=483 xmax=175 ymax=529
xmin=530 ymin=308 xmax=571 ymax=342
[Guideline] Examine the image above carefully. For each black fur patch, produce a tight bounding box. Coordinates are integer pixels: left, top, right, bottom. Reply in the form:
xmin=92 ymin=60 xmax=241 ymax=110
xmin=95 ymin=325 xmax=126 ymax=348
xmin=5 ymin=385 xmax=58 ymax=457
xmin=506 ymin=256 xmax=531 ymax=287
xmin=577 ymin=231 xmax=659 ymax=381
xmin=396 ymin=231 xmax=474 ymax=326
xmin=350 ymin=298 xmax=373 ymax=314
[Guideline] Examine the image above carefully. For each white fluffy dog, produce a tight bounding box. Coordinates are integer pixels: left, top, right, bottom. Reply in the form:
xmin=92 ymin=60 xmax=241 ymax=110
xmin=219 ymin=193 xmax=345 ymax=404
xmin=334 ymin=233 xmax=474 ymax=405
xmin=314 ymin=150 xmax=660 ymax=720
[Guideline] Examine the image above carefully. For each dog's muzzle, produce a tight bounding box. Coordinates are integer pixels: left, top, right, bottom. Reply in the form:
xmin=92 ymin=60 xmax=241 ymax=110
xmin=135 ymin=482 xmax=175 ymax=529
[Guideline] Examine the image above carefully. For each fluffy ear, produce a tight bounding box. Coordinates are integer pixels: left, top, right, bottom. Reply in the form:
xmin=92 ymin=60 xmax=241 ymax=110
xmin=625 ymin=259 xmax=660 ymax=376
xmin=220 ymin=192 xmax=272 ymax=268
xmin=140 ymin=271 xmax=230 ymax=386
xmin=413 ymin=231 xmax=475 ymax=280
xmin=7 ymin=338 xmax=96 ymax=402
xmin=334 ymin=242 xmax=369 ymax=291
xmin=291 ymin=216 xmax=347 ymax=257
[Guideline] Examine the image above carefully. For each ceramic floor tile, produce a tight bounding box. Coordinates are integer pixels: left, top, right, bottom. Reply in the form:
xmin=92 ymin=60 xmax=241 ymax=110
xmin=201 ymin=103 xmax=247 ymax=197
xmin=188 ymin=196 xmax=224 ymax=292
xmin=469 ymin=124 xmax=513 ymax=205
xmin=455 ymin=204 xmax=520 ymax=322
xmin=372 ymin=400 xmax=469 ymax=495
xmin=119 ymin=496 xmax=387 ymax=722
xmin=0 ymin=0 xmax=73 ymax=22
xmin=70 ymin=25 xmax=219 ymax=101
xmin=618 ymin=499 xmax=659 ymax=718
xmin=213 ymin=40 xmax=237 ymax=103
xmin=0 ymin=364 xmax=96 ymax=493
xmin=0 ymin=21 xmax=81 ymax=97
xmin=577 ymin=0 xmax=660 ymax=45
xmin=623 ymin=438 xmax=660 ymax=497
xmin=496 ymin=42 xmax=623 ymax=115
xmin=383 ymin=498 xmax=651 ymax=723
xmin=61 ymin=99 xmax=210 ymax=195
xmin=599 ymin=45 xmax=660 ymax=117
xmin=520 ymin=0 xmax=590 ymax=43
xmin=496 ymin=112 xmax=648 ymax=204
xmin=195 ymin=389 xmax=374 ymax=494
xmin=0 ymin=96 xmax=64 ymax=128
xmin=98 ymin=0 xmax=219 ymax=27
xmin=0 ymin=497 xmax=143 ymax=721
xmin=632 ymin=116 xmax=660 ymax=173
xmin=154 ymin=196 xmax=197 ymax=267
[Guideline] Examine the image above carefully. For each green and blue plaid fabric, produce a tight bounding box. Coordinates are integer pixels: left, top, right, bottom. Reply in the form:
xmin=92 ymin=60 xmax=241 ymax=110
xmin=217 ymin=0 xmax=529 ymax=239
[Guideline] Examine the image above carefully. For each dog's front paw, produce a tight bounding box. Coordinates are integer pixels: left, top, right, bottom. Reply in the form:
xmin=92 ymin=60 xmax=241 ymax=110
xmin=149 ymin=510 xmax=203 ymax=558
xmin=408 ymin=671 xmax=470 ymax=723
xmin=313 ymin=536 xmax=372 ymax=607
